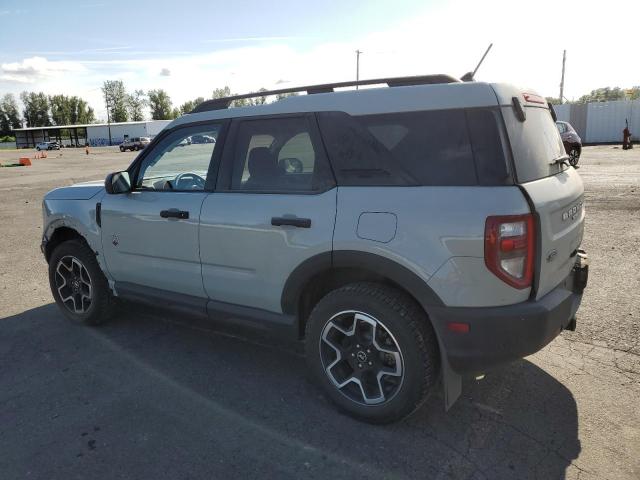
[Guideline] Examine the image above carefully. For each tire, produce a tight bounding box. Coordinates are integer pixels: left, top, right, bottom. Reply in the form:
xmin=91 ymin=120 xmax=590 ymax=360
xmin=48 ymin=239 xmax=116 ymax=326
xmin=119 ymin=146 xmax=125 ymax=152
xmin=569 ymin=146 xmax=581 ymax=166
xmin=36 ymin=147 xmax=41 ymax=151
xmin=305 ymin=282 xmax=440 ymax=423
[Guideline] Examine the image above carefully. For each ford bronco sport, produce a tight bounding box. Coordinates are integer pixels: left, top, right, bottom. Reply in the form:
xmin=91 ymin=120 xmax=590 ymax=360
xmin=42 ymin=75 xmax=588 ymax=423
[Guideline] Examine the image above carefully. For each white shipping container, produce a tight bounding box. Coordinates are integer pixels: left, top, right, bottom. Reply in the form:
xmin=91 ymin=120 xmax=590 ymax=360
xmin=586 ymin=100 xmax=640 ymax=144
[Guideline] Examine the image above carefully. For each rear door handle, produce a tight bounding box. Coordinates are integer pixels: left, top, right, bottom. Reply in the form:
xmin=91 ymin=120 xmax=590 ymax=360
xmin=160 ymin=209 xmax=189 ymax=219
xmin=271 ymin=217 xmax=311 ymax=228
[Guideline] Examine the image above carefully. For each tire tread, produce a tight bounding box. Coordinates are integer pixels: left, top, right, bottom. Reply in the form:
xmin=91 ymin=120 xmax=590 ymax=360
xmin=305 ymin=281 xmax=439 ymax=423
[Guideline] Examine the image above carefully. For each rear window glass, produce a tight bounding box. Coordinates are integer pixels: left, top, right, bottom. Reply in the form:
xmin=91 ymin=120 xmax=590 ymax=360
xmin=504 ymin=106 xmax=568 ymax=183
xmin=317 ymin=109 xmax=509 ymax=186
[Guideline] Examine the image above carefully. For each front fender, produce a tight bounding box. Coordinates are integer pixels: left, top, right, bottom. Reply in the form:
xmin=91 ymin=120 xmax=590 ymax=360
xmin=42 ymin=191 xmax=110 ymax=279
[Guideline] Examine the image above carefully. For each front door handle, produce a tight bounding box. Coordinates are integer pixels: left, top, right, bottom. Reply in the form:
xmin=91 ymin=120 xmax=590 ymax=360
xmin=271 ymin=216 xmax=311 ymax=228
xmin=160 ymin=209 xmax=189 ymax=219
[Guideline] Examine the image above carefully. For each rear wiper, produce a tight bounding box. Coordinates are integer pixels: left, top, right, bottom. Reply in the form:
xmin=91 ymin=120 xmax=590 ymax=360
xmin=550 ymin=154 xmax=570 ymax=166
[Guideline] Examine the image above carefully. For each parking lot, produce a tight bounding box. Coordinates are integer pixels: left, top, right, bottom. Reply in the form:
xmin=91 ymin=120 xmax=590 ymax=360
xmin=0 ymin=146 xmax=638 ymax=479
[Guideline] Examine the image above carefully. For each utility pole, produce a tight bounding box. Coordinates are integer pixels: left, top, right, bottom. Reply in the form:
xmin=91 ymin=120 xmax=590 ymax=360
xmin=559 ymin=50 xmax=566 ymax=105
xmin=355 ymin=49 xmax=362 ymax=89
xmin=104 ymin=94 xmax=112 ymax=146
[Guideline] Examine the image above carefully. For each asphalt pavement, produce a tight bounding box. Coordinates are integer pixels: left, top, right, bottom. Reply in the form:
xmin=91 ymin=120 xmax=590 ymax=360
xmin=0 ymin=146 xmax=638 ymax=479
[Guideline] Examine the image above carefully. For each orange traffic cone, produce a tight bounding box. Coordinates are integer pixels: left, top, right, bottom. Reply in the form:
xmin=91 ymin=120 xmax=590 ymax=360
xmin=19 ymin=157 xmax=31 ymax=166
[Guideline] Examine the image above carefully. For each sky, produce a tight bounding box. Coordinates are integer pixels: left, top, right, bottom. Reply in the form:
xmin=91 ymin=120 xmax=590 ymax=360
xmin=0 ymin=0 xmax=638 ymax=121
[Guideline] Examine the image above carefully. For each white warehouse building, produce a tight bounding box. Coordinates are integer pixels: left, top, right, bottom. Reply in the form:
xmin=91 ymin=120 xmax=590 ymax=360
xmin=13 ymin=120 xmax=172 ymax=148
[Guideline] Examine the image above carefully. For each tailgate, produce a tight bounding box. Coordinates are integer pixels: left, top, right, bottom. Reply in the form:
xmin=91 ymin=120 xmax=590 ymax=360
xmin=520 ymin=168 xmax=584 ymax=298
xmin=498 ymin=94 xmax=586 ymax=299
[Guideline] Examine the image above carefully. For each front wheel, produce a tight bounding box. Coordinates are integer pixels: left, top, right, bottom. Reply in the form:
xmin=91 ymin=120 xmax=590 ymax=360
xmin=569 ymin=146 xmax=581 ymax=166
xmin=305 ymin=282 xmax=440 ymax=423
xmin=119 ymin=146 xmax=125 ymax=152
xmin=48 ymin=239 xmax=116 ymax=325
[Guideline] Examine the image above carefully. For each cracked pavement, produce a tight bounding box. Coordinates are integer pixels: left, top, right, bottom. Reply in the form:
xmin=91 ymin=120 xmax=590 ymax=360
xmin=0 ymin=146 xmax=638 ymax=479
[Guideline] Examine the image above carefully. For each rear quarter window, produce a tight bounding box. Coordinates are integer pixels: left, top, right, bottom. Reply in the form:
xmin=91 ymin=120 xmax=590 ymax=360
xmin=317 ymin=109 xmax=509 ymax=186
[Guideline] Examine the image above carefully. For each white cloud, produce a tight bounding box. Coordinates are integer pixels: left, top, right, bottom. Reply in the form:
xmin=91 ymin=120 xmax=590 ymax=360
xmin=1 ymin=0 xmax=638 ymax=118
xmin=0 ymin=56 xmax=85 ymax=83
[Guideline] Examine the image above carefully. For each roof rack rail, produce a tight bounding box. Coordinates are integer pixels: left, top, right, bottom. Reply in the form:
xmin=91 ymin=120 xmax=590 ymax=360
xmin=190 ymin=74 xmax=460 ymax=113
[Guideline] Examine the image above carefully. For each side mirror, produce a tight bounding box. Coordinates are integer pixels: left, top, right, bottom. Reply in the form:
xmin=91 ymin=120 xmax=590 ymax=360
xmin=105 ymin=171 xmax=131 ymax=194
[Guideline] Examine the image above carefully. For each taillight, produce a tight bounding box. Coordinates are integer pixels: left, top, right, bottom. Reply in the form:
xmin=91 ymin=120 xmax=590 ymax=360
xmin=484 ymin=214 xmax=535 ymax=289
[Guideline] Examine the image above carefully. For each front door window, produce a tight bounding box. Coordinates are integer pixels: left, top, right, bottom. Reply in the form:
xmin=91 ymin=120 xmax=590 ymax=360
xmin=136 ymin=125 xmax=222 ymax=191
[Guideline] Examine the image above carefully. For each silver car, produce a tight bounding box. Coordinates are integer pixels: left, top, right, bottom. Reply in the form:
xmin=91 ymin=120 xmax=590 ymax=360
xmin=36 ymin=141 xmax=60 ymax=151
xmin=41 ymin=76 xmax=588 ymax=423
xmin=119 ymin=136 xmax=150 ymax=152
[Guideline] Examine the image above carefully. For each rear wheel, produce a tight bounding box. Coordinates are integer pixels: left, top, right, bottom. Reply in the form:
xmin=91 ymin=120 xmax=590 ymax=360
xmin=569 ymin=146 xmax=581 ymax=166
xmin=305 ymin=282 xmax=439 ymax=423
xmin=49 ymin=239 xmax=116 ymax=325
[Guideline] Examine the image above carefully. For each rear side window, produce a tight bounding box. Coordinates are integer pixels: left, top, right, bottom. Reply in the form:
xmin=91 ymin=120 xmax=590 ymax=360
xmin=228 ymin=116 xmax=334 ymax=192
xmin=317 ymin=109 xmax=509 ymax=186
xmin=466 ymin=109 xmax=510 ymax=185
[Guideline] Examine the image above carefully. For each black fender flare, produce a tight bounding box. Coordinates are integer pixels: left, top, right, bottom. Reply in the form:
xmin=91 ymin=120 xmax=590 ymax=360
xmin=281 ymin=250 xmax=461 ymax=409
xmin=280 ymin=250 xmax=444 ymax=316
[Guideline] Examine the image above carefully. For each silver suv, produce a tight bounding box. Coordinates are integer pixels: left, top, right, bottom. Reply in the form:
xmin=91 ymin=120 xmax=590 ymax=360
xmin=119 ymin=136 xmax=150 ymax=152
xmin=41 ymin=75 xmax=588 ymax=423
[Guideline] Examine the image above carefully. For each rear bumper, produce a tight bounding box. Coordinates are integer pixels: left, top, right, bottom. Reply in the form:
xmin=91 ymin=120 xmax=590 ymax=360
xmin=429 ymin=256 xmax=587 ymax=374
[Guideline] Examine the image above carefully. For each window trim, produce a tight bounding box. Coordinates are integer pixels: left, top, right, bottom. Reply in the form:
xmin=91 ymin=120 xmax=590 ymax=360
xmin=126 ymin=119 xmax=230 ymax=194
xmin=216 ymin=112 xmax=336 ymax=195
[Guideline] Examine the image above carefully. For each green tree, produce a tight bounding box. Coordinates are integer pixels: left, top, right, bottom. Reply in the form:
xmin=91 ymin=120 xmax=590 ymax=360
xmin=212 ymin=86 xmax=232 ymax=99
xmin=627 ymin=87 xmax=640 ymax=100
xmin=212 ymin=86 xmax=246 ymax=107
xmin=127 ymin=89 xmax=147 ymax=121
xmin=276 ymin=91 xmax=299 ymax=101
xmin=0 ymin=94 xmax=22 ymax=135
xmin=179 ymin=97 xmax=205 ymax=115
xmin=49 ymin=94 xmax=72 ymax=125
xmin=545 ymin=97 xmax=562 ymax=105
xmin=102 ymin=80 xmax=129 ymax=122
xmin=69 ymin=96 xmax=95 ymax=124
xmin=147 ymin=89 xmax=174 ymax=120
xmin=247 ymin=87 xmax=268 ymax=106
xmin=577 ymin=87 xmax=626 ymax=103
xmin=20 ymin=91 xmax=50 ymax=127
xmin=212 ymin=86 xmax=274 ymax=108
xmin=48 ymin=94 xmax=95 ymax=125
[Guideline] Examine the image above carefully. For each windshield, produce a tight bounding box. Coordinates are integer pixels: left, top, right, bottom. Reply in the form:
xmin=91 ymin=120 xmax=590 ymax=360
xmin=504 ymin=106 xmax=568 ymax=183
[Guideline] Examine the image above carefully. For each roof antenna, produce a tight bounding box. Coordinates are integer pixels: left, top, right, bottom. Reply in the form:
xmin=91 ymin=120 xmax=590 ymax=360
xmin=461 ymin=43 xmax=493 ymax=82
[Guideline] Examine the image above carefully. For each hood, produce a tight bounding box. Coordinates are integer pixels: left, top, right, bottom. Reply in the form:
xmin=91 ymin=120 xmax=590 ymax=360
xmin=45 ymin=180 xmax=105 ymax=200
